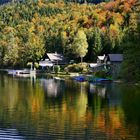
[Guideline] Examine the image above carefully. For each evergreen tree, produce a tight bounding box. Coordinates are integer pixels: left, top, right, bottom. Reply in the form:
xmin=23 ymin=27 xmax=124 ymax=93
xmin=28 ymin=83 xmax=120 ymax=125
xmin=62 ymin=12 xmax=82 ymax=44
xmin=93 ymin=27 xmax=102 ymax=55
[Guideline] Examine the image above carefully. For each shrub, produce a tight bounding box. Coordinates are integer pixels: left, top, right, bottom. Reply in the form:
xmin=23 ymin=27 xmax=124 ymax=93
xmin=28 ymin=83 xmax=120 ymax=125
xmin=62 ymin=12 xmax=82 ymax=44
xmin=94 ymin=70 xmax=107 ymax=78
xmin=64 ymin=63 xmax=89 ymax=73
xmin=54 ymin=65 xmax=60 ymax=73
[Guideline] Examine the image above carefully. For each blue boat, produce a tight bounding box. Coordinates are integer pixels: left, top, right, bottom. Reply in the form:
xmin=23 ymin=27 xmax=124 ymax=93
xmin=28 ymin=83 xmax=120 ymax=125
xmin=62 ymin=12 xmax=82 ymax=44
xmin=95 ymin=78 xmax=112 ymax=82
xmin=88 ymin=77 xmax=112 ymax=83
xmin=73 ymin=76 xmax=86 ymax=82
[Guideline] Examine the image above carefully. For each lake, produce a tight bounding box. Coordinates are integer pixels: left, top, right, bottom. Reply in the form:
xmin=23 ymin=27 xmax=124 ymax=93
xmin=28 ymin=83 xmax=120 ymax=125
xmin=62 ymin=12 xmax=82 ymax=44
xmin=0 ymin=74 xmax=140 ymax=140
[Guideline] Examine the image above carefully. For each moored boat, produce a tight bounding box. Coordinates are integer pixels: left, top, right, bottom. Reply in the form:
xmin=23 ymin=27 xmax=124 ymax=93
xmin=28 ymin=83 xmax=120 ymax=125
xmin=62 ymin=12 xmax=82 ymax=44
xmin=73 ymin=76 xmax=86 ymax=82
xmin=7 ymin=69 xmax=36 ymax=77
xmin=88 ymin=77 xmax=112 ymax=83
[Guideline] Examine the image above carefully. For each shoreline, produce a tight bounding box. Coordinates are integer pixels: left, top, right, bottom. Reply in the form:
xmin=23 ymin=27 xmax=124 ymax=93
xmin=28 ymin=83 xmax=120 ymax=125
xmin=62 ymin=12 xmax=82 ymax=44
xmin=0 ymin=69 xmax=137 ymax=85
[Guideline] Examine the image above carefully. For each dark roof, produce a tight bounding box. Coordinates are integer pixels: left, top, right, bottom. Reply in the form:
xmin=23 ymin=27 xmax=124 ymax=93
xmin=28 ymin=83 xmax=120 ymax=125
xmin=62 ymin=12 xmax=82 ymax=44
xmin=108 ymin=54 xmax=123 ymax=62
xmin=0 ymin=0 xmax=12 ymax=5
xmin=47 ymin=53 xmax=67 ymax=64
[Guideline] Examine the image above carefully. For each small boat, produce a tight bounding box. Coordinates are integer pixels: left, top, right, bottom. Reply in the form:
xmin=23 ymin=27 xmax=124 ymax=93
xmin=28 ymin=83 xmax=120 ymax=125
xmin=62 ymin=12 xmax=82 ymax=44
xmin=16 ymin=70 xmax=36 ymax=77
xmin=53 ymin=77 xmax=64 ymax=81
xmin=73 ymin=76 xmax=86 ymax=82
xmin=89 ymin=77 xmax=112 ymax=83
xmin=7 ymin=69 xmax=36 ymax=77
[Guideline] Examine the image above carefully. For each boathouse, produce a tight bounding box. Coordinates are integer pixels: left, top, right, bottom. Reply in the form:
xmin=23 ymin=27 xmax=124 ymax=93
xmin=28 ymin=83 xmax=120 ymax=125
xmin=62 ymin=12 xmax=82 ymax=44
xmin=107 ymin=54 xmax=123 ymax=78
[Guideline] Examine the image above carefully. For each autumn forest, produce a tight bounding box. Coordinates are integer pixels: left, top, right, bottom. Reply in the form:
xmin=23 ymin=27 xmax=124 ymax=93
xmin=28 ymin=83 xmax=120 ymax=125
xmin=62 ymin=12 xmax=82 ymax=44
xmin=0 ymin=0 xmax=140 ymax=81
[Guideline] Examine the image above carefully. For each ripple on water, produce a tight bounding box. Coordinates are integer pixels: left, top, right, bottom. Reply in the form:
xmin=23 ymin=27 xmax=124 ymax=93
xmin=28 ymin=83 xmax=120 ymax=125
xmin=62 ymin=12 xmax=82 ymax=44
xmin=0 ymin=129 xmax=25 ymax=140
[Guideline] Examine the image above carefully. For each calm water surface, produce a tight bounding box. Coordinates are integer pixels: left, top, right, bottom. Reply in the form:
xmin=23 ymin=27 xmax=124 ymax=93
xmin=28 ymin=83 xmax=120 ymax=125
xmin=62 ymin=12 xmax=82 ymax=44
xmin=0 ymin=74 xmax=140 ymax=140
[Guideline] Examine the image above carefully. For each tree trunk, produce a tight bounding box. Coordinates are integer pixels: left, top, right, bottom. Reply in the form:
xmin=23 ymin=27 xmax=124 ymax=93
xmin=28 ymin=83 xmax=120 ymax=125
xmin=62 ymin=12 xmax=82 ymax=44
xmin=81 ymin=57 xmax=83 ymax=63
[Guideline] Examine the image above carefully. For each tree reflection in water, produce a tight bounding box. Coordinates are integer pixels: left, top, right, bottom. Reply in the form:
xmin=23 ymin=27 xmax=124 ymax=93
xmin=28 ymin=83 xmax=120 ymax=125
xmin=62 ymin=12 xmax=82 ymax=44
xmin=0 ymin=74 xmax=139 ymax=140
xmin=121 ymin=84 xmax=140 ymax=139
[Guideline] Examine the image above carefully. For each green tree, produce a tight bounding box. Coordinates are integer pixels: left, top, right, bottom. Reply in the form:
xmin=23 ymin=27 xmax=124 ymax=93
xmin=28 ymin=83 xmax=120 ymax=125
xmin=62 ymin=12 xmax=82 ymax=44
xmin=71 ymin=30 xmax=88 ymax=62
xmin=0 ymin=27 xmax=19 ymax=67
xmin=22 ymin=33 xmax=45 ymax=69
xmin=121 ymin=4 xmax=140 ymax=82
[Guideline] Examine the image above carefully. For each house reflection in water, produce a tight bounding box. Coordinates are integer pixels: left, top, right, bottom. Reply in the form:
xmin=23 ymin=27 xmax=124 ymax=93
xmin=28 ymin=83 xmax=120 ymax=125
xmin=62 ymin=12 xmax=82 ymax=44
xmin=88 ymin=83 xmax=121 ymax=106
xmin=40 ymin=78 xmax=65 ymax=97
xmin=88 ymin=83 xmax=109 ymax=111
xmin=89 ymin=83 xmax=107 ymax=98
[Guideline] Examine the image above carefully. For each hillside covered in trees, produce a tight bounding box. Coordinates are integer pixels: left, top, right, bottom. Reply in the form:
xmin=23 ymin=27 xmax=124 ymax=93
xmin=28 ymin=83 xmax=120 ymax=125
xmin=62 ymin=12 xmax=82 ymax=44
xmin=0 ymin=0 xmax=139 ymax=80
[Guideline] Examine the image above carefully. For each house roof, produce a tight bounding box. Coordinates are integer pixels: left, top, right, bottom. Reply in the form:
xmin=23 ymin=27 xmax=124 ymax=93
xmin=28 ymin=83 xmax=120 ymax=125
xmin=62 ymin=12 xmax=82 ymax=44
xmin=108 ymin=54 xmax=123 ymax=62
xmin=97 ymin=55 xmax=106 ymax=60
xmin=47 ymin=53 xmax=67 ymax=64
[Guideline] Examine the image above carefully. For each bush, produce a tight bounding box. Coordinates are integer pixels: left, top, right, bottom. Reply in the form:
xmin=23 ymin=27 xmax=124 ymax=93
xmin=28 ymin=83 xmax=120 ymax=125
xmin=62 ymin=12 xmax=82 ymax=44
xmin=93 ymin=70 xmax=107 ymax=78
xmin=64 ymin=63 xmax=89 ymax=73
xmin=54 ymin=65 xmax=60 ymax=73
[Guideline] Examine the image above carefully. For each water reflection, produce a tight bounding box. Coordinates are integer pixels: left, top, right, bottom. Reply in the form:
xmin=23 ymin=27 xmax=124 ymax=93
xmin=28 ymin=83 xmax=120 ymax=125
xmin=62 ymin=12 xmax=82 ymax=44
xmin=0 ymin=128 xmax=25 ymax=140
xmin=121 ymin=85 xmax=140 ymax=139
xmin=40 ymin=78 xmax=65 ymax=97
xmin=0 ymin=74 xmax=140 ymax=139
